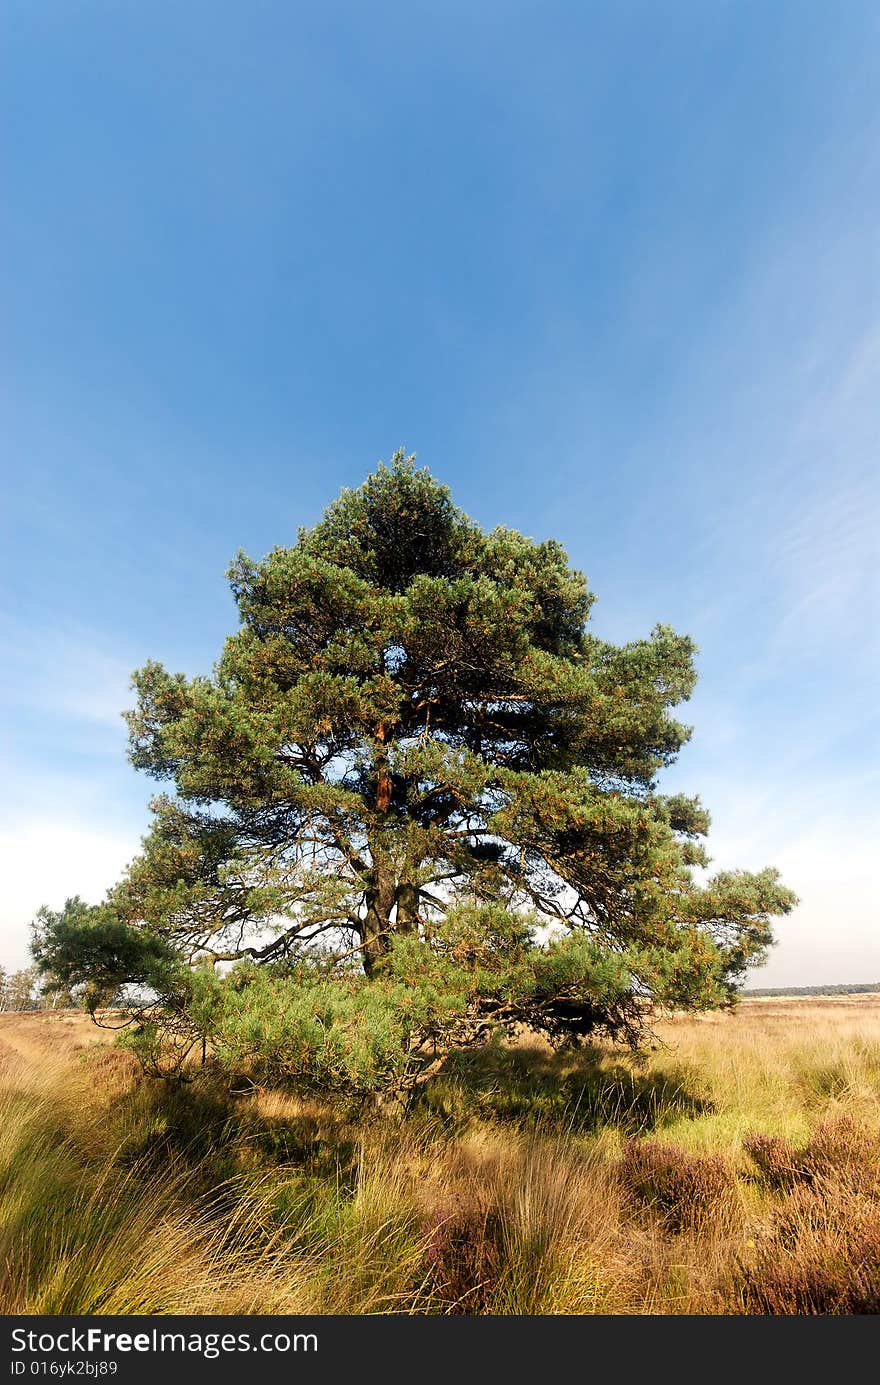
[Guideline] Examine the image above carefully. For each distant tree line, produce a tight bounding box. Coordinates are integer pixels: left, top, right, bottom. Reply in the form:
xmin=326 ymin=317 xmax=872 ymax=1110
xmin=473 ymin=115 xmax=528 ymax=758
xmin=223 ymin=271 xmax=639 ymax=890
xmin=743 ymin=983 xmax=879 ymax=997
xmin=0 ymin=964 xmax=78 ymax=1012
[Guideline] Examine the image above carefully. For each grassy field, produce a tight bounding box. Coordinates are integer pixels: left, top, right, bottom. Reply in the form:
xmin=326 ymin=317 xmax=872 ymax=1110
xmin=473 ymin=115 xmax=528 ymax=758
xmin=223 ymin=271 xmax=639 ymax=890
xmin=1 ymin=995 xmax=879 ymax=1314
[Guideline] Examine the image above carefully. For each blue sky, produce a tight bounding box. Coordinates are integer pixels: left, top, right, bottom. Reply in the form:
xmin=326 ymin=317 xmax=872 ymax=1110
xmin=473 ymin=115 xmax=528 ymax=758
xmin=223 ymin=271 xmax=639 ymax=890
xmin=2 ymin=1 xmax=877 ymax=985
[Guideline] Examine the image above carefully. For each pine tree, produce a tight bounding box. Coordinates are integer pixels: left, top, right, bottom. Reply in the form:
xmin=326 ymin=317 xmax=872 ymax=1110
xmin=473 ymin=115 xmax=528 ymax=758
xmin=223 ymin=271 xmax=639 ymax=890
xmin=35 ymin=454 xmax=796 ymax=1094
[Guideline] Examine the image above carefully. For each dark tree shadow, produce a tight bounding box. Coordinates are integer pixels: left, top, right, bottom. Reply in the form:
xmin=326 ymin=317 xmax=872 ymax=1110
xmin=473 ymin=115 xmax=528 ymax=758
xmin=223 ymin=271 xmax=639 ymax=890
xmin=420 ymin=1039 xmax=713 ymax=1135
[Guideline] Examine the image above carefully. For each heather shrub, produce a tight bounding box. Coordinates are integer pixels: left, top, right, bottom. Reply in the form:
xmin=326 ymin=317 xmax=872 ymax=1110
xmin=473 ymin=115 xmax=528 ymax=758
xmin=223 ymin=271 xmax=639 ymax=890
xmin=424 ymin=1196 xmax=505 ymax=1312
xmin=801 ymin=1116 xmax=880 ymax=1193
xmin=732 ymin=1203 xmax=880 ymax=1314
xmin=620 ymin=1140 xmax=735 ymax=1231
xmin=743 ymin=1133 xmax=803 ymax=1191
xmin=744 ymin=1115 xmax=880 ymax=1196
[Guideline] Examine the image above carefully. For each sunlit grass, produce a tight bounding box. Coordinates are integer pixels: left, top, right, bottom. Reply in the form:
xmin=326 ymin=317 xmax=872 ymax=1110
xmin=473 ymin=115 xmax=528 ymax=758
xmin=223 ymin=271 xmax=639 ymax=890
xmin=1 ymin=996 xmax=878 ymax=1315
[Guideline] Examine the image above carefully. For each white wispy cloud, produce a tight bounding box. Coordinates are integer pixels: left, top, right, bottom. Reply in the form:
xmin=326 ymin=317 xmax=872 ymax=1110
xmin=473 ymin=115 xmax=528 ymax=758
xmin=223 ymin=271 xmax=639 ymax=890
xmin=694 ymin=772 xmax=880 ymax=989
xmin=0 ymin=614 xmax=150 ymax=967
xmin=0 ymin=613 xmax=138 ymax=733
xmin=0 ymin=820 xmax=142 ymax=971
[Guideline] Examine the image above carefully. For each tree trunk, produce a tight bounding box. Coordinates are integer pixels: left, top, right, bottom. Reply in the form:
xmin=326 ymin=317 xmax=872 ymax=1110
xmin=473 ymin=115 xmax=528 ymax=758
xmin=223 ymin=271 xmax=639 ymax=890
xmin=395 ymin=880 xmax=420 ymax=935
xmin=362 ymin=857 xmax=396 ymax=977
xmin=361 ymin=722 xmax=398 ymax=975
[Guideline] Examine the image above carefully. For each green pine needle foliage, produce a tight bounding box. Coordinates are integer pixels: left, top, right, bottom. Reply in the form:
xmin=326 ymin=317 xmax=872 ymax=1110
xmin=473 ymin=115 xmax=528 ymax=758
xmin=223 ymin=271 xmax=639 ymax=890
xmin=33 ymin=453 xmax=797 ymax=1095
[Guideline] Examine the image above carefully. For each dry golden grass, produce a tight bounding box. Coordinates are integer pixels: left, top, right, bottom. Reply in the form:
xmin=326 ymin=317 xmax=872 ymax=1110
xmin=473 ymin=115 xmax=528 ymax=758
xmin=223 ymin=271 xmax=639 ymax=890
xmin=1 ymin=995 xmax=878 ymax=1315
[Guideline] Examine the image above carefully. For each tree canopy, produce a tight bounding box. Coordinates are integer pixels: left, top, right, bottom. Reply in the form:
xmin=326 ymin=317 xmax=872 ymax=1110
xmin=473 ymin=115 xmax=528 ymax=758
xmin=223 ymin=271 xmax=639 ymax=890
xmin=35 ymin=453 xmax=797 ymax=1094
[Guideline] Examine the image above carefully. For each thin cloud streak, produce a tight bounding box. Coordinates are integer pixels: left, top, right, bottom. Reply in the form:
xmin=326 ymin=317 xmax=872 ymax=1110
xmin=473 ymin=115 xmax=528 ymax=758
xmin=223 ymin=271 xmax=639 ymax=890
xmin=0 ymin=614 xmax=138 ymax=731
